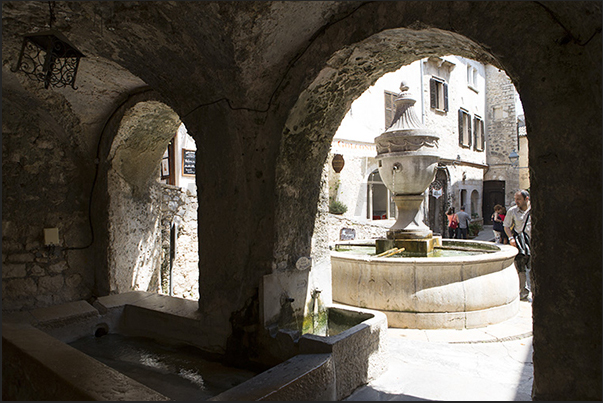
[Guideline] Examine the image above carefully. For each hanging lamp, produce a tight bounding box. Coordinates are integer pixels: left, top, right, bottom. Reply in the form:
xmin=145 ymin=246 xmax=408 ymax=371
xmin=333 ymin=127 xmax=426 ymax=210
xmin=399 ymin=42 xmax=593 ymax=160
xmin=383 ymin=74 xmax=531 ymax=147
xmin=11 ymin=1 xmax=85 ymax=90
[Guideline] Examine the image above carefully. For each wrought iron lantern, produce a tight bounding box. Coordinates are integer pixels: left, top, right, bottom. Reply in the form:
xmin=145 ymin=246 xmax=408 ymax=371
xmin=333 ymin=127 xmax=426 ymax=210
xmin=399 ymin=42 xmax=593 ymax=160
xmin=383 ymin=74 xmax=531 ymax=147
xmin=11 ymin=30 xmax=85 ymax=90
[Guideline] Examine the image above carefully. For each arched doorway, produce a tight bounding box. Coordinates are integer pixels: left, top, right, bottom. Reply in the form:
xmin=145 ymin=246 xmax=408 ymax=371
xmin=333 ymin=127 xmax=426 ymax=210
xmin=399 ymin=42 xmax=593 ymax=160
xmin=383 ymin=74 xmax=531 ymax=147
xmin=367 ymin=169 xmax=395 ymax=220
xmin=470 ymin=189 xmax=480 ymax=218
xmin=483 ymin=180 xmax=505 ymax=224
xmin=428 ymin=167 xmax=449 ymax=236
xmin=105 ymin=100 xmax=182 ymax=295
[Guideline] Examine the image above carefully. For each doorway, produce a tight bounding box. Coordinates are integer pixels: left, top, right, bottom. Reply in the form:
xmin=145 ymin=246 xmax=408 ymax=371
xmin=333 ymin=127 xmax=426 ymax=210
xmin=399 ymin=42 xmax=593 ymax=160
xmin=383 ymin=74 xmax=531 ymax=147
xmin=367 ymin=170 xmax=396 ymax=220
xmin=428 ymin=167 xmax=449 ymax=236
xmin=483 ymin=180 xmax=506 ymax=224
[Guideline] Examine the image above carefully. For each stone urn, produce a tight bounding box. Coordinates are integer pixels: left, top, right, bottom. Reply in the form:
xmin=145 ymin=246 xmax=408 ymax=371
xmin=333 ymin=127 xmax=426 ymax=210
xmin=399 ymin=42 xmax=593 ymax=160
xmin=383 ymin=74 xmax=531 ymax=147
xmin=374 ymin=82 xmax=441 ymax=253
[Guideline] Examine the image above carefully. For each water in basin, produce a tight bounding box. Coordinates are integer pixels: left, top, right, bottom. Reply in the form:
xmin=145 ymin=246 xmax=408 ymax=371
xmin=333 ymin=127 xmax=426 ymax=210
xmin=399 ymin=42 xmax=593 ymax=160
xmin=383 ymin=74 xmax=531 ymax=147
xmin=69 ymin=334 xmax=259 ymax=401
xmin=303 ymin=307 xmax=373 ymax=337
xmin=333 ymin=244 xmax=485 ymax=257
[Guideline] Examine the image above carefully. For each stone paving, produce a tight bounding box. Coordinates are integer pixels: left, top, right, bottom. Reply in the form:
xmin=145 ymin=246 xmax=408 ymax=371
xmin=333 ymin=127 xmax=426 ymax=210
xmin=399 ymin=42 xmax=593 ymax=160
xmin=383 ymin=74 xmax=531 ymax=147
xmin=346 ymin=302 xmax=533 ymax=401
xmin=345 ymin=229 xmax=534 ymax=401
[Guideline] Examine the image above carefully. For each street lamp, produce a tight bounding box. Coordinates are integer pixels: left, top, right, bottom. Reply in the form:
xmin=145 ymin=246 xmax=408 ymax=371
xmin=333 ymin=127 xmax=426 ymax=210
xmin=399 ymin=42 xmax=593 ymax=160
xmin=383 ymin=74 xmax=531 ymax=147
xmin=508 ymin=149 xmax=519 ymax=167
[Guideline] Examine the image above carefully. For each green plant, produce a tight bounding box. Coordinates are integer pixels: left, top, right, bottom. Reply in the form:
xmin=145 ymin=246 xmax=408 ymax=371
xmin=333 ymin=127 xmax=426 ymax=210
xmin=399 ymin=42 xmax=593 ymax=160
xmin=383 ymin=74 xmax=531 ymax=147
xmin=469 ymin=222 xmax=483 ymax=236
xmin=329 ymin=179 xmax=341 ymax=203
xmin=329 ymin=200 xmax=348 ymax=215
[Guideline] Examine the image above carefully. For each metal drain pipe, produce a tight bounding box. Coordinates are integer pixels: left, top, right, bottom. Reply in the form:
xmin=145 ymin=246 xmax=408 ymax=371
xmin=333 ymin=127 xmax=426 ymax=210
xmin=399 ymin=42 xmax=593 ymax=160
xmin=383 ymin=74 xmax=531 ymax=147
xmin=169 ymin=220 xmax=178 ymax=296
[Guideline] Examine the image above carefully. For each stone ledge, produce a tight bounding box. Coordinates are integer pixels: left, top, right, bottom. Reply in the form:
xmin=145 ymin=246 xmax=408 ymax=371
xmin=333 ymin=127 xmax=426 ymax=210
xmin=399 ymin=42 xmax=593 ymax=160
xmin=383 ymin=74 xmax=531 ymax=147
xmin=2 ymin=322 xmax=170 ymax=401
xmin=209 ymin=353 xmax=336 ymax=401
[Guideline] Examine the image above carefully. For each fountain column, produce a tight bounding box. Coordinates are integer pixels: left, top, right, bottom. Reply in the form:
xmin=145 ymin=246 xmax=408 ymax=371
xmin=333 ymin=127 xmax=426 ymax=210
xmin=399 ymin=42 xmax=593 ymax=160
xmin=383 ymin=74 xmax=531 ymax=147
xmin=374 ymin=82 xmax=441 ymax=256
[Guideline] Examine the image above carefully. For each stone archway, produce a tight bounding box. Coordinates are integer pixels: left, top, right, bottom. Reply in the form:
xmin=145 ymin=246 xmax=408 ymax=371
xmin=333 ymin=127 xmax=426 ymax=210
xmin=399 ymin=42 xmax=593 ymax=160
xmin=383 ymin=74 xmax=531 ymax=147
xmin=428 ymin=167 xmax=449 ymax=236
xmin=271 ymin=27 xmax=502 ymax=328
xmin=90 ymin=90 xmax=183 ymax=297
xmin=272 ymin=13 xmax=600 ymax=397
xmin=106 ymin=100 xmax=181 ymax=294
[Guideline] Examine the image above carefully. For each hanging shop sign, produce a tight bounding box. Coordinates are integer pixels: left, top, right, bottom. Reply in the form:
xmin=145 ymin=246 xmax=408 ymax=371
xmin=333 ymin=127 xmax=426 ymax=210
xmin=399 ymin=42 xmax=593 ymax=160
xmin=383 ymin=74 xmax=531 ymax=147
xmin=182 ymin=149 xmax=196 ymax=176
xmin=332 ymin=154 xmax=345 ymax=173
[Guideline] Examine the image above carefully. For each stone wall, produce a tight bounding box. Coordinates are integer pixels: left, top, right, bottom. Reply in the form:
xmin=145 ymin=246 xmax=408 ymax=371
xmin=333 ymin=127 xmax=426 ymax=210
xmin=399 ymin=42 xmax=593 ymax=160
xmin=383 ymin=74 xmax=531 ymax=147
xmin=326 ymin=214 xmax=389 ymax=243
xmin=484 ymin=65 xmax=520 ymax=206
xmin=327 ymin=151 xmax=376 ymax=219
xmin=159 ymin=184 xmax=199 ymax=300
xmin=2 ymin=86 xmax=93 ymax=312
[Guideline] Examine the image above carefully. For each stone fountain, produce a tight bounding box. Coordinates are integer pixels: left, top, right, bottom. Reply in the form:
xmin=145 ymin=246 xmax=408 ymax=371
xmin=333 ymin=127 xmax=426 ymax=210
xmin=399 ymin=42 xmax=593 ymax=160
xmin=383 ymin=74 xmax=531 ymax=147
xmin=374 ymin=82 xmax=441 ymax=256
xmin=330 ymin=82 xmax=521 ymax=330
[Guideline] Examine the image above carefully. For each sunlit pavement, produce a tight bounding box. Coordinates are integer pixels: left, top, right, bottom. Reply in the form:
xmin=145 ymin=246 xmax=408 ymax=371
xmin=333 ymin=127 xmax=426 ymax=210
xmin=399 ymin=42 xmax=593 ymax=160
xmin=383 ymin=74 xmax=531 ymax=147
xmin=345 ymin=301 xmax=534 ymax=401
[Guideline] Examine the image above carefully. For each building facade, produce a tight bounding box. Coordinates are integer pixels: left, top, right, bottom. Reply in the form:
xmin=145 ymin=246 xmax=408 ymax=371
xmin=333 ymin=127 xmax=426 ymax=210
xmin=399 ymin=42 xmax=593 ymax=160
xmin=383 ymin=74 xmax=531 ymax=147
xmin=328 ymin=55 xmax=525 ymax=236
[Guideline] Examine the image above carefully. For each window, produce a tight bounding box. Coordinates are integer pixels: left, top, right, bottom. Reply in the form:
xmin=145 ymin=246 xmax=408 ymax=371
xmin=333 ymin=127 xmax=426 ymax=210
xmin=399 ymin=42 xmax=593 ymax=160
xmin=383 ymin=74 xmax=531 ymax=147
xmin=429 ymin=77 xmax=448 ymax=112
xmin=384 ymin=90 xmax=397 ymax=129
xmin=473 ymin=115 xmax=485 ymax=151
xmin=467 ymin=65 xmax=478 ymax=91
xmin=458 ymin=109 xmax=472 ymax=147
xmin=470 ymin=190 xmax=480 ymax=217
xmin=460 ymin=189 xmax=467 ymax=210
xmin=493 ymin=105 xmax=503 ymax=120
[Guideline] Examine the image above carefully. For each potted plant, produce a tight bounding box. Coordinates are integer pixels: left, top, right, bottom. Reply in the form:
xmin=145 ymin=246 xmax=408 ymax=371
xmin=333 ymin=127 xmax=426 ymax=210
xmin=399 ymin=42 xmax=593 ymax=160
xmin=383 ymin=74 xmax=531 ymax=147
xmin=329 ymin=200 xmax=348 ymax=215
xmin=468 ymin=221 xmax=483 ymax=237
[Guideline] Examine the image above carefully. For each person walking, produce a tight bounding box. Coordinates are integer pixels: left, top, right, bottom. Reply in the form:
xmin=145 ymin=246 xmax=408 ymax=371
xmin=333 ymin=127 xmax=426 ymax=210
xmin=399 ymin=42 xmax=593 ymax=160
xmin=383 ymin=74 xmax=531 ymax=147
xmin=456 ymin=206 xmax=471 ymax=239
xmin=491 ymin=204 xmax=505 ymax=243
xmin=491 ymin=204 xmax=508 ymax=244
xmin=446 ymin=207 xmax=459 ymax=239
xmin=499 ymin=206 xmax=509 ymax=244
xmin=504 ymin=190 xmax=532 ymax=300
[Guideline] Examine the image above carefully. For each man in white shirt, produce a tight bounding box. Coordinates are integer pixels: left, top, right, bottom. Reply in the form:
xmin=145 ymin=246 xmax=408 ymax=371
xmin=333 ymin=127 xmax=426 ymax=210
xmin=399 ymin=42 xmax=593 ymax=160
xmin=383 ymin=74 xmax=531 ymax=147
xmin=503 ymin=190 xmax=532 ymax=301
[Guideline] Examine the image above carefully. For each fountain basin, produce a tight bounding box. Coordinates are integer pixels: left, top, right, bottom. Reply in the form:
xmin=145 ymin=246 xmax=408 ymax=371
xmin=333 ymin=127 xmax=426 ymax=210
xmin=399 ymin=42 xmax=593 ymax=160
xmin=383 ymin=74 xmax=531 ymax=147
xmin=2 ymin=292 xmax=387 ymax=401
xmin=216 ymin=304 xmax=388 ymax=401
xmin=331 ymin=239 xmax=520 ymax=329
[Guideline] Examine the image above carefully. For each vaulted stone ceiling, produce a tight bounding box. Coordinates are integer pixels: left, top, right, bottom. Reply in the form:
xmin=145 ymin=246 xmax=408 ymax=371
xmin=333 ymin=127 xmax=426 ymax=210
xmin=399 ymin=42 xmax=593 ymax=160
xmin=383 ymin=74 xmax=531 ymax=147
xmin=2 ymin=2 xmax=362 ymax=137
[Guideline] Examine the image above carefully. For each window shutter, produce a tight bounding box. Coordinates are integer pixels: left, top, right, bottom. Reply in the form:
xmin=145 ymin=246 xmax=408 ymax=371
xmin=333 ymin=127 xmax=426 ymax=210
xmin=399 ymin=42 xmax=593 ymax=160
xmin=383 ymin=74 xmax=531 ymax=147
xmin=384 ymin=92 xmax=393 ymax=128
xmin=480 ymin=119 xmax=485 ymax=150
xmin=430 ymin=79 xmax=437 ymax=109
xmin=458 ymin=109 xmax=464 ymax=145
xmin=443 ymin=83 xmax=449 ymax=112
xmin=473 ymin=117 xmax=478 ymax=150
xmin=467 ymin=114 xmax=472 ymax=147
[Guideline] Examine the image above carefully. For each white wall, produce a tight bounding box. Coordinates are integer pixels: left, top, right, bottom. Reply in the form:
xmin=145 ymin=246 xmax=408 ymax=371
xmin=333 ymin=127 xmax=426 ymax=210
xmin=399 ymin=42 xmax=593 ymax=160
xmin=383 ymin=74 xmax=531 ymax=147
xmin=330 ymin=56 xmax=490 ymax=220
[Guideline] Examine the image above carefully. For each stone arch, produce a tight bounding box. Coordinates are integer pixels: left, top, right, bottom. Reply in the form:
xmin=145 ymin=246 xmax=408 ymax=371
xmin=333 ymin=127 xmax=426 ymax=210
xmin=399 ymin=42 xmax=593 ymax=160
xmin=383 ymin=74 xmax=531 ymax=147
xmin=106 ymin=100 xmax=181 ymax=294
xmin=91 ymin=89 xmax=182 ymax=296
xmin=275 ymin=27 xmax=500 ymax=270
xmin=271 ymin=4 xmax=600 ymax=396
xmin=428 ymin=166 xmax=450 ymax=236
xmin=470 ymin=189 xmax=480 ymax=218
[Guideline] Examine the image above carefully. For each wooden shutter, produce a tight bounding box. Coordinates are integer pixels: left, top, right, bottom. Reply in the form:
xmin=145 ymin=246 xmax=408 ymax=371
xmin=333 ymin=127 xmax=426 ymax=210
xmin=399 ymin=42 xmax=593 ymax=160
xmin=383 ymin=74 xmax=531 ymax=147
xmin=384 ymin=91 xmax=395 ymax=129
xmin=458 ymin=109 xmax=464 ymax=145
xmin=479 ymin=120 xmax=486 ymax=151
xmin=443 ymin=83 xmax=449 ymax=112
xmin=467 ymin=114 xmax=472 ymax=147
xmin=430 ymin=78 xmax=437 ymax=109
xmin=473 ymin=116 xmax=478 ymax=150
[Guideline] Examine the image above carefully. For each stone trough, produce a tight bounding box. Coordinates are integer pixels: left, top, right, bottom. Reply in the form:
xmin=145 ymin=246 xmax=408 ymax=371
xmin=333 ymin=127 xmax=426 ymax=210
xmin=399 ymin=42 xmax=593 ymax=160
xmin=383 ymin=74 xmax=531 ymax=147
xmin=2 ymin=291 xmax=387 ymax=401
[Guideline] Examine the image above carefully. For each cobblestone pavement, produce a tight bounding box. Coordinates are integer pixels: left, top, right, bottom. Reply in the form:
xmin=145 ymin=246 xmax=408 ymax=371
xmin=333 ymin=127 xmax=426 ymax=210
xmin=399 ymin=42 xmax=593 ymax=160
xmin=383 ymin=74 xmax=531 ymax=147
xmin=345 ymin=258 xmax=534 ymax=401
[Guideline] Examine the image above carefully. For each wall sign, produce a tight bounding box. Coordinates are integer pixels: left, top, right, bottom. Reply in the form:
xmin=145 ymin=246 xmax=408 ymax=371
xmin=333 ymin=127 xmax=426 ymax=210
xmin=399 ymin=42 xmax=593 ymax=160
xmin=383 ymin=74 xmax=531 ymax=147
xmin=332 ymin=154 xmax=345 ymax=173
xmin=182 ymin=149 xmax=196 ymax=176
xmin=340 ymin=227 xmax=356 ymax=241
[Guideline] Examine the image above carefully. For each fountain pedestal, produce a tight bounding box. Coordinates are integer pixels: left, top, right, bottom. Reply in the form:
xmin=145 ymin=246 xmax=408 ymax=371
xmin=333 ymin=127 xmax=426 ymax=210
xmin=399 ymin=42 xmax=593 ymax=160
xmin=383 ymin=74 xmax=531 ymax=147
xmin=376 ymin=236 xmax=442 ymax=256
xmin=373 ymin=82 xmax=440 ymax=256
xmin=376 ymin=194 xmax=443 ymax=256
